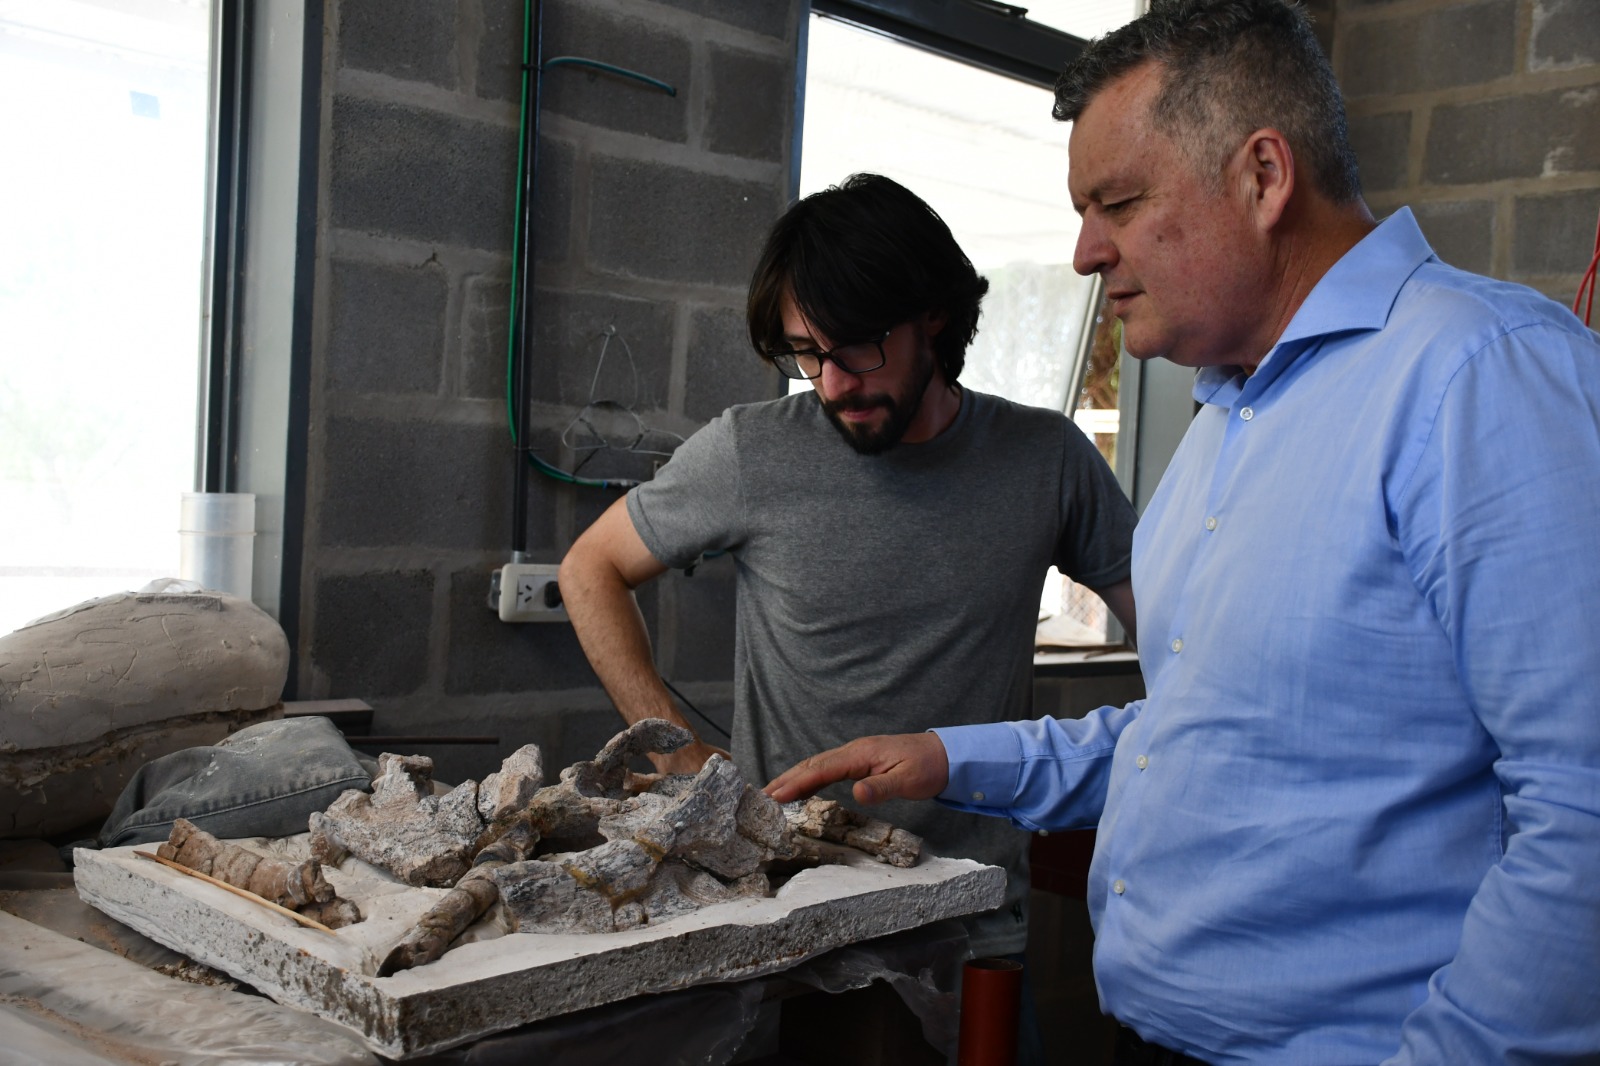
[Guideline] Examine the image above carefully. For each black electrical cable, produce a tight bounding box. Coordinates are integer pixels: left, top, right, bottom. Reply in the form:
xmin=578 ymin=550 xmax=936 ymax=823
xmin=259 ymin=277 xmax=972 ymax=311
xmin=660 ymin=676 xmax=732 ymax=741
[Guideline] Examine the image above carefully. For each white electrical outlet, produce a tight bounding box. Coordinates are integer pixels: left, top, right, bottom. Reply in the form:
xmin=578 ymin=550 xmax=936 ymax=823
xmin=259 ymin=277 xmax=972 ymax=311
xmin=494 ymin=563 xmax=568 ymax=623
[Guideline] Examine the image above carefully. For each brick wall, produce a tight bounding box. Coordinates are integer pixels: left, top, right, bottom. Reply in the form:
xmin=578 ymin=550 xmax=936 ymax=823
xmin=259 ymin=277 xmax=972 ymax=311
xmin=1337 ymin=0 xmax=1600 ymax=304
xmin=295 ymin=0 xmax=796 ymax=781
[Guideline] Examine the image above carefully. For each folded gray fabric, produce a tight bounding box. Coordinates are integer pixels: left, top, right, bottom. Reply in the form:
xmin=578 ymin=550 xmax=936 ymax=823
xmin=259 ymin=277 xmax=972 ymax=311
xmin=87 ymin=716 xmax=371 ymax=851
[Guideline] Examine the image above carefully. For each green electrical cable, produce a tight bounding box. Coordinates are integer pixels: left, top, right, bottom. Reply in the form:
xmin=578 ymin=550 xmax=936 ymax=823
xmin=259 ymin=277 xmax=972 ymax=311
xmin=504 ymin=0 xmax=634 ymax=490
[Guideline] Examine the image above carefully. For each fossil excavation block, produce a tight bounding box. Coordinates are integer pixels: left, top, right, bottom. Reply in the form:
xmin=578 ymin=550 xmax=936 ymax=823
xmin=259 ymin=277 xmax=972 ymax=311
xmin=1 ymin=586 xmax=289 ymax=838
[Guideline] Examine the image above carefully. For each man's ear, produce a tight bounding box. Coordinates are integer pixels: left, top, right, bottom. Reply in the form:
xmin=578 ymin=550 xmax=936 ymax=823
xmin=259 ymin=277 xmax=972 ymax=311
xmin=922 ymin=309 xmax=949 ymax=337
xmin=1237 ymin=128 xmax=1295 ymax=232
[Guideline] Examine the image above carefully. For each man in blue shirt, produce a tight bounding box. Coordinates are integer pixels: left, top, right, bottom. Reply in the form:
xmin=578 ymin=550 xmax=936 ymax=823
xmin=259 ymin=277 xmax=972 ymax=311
xmin=768 ymin=1 xmax=1600 ymax=1063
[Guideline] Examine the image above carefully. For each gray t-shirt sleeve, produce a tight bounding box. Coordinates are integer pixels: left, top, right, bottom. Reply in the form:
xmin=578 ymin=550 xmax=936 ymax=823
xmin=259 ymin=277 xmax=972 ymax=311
xmin=1054 ymin=420 xmax=1137 ymax=590
xmin=626 ymin=412 xmax=747 ymax=569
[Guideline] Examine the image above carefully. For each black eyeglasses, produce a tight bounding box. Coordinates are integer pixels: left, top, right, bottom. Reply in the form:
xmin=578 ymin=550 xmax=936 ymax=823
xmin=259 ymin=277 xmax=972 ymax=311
xmin=765 ymin=327 xmax=894 ymax=380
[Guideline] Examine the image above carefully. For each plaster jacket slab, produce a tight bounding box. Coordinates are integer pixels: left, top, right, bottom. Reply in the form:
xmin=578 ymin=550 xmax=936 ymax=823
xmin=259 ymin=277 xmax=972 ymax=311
xmin=0 ymin=588 xmax=289 ymax=751
xmin=74 ymin=841 xmax=1005 ymax=1059
xmin=0 ymin=586 xmax=290 ymax=838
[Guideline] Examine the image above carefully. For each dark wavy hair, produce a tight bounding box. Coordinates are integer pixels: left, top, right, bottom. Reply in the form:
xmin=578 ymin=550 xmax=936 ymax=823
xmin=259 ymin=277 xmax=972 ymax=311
xmin=747 ymin=174 xmax=990 ymax=385
xmin=1054 ymin=0 xmax=1362 ymax=204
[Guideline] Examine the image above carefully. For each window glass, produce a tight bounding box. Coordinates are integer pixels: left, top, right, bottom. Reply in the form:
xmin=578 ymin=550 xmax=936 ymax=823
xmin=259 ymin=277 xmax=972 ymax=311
xmin=1020 ymin=0 xmax=1146 ymax=43
xmin=0 ymin=0 xmax=211 ymax=634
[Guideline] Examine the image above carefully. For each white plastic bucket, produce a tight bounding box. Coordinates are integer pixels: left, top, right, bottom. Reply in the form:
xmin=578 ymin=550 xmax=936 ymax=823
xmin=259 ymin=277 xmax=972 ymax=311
xmin=178 ymin=492 xmax=256 ymax=599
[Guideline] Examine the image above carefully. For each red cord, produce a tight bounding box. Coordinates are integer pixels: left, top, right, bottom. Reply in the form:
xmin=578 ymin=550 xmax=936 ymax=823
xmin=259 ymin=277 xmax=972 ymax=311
xmin=1574 ymin=210 xmax=1600 ymax=327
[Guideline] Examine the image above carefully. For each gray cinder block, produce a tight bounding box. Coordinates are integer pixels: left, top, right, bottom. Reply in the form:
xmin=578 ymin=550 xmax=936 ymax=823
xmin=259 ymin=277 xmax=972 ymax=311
xmin=311 ymin=570 xmax=434 ymax=698
xmin=654 ymin=0 xmax=792 ymax=40
xmin=1531 ymin=0 xmax=1600 ymax=71
xmin=1412 ymin=200 xmax=1495 ymax=276
xmin=339 ymin=0 xmax=459 ymax=89
xmin=443 ymin=568 xmax=604 ymax=695
xmin=320 ymin=418 xmax=547 ymax=551
xmin=527 ymin=287 xmax=676 ymax=408
xmin=541 ymin=1 xmax=691 ymax=143
xmin=1341 ymin=0 xmax=1515 ymax=98
xmin=685 ymin=304 xmax=783 ymax=422
xmin=1514 ymin=189 xmax=1600 ymax=278
xmin=588 ymin=157 xmax=778 ymax=287
xmin=331 ymin=96 xmax=517 ymax=251
xmin=707 ymin=45 xmax=790 ymax=163
xmin=669 ymin=556 xmax=737 ymax=683
xmin=1348 ymin=111 xmax=1411 ymax=194
xmin=1425 ymin=88 xmax=1600 ymax=185
xmin=330 ymin=257 xmax=448 ymax=395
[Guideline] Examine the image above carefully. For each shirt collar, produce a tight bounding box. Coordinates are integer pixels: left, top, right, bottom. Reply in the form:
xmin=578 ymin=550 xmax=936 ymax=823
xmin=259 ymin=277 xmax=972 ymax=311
xmin=1192 ymin=207 xmax=1438 ymax=406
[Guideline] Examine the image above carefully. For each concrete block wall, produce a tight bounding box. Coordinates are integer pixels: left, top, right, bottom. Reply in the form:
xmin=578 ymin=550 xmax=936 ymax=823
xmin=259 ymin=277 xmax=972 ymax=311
xmin=296 ymin=0 xmax=795 ymax=782
xmin=1336 ymin=0 xmax=1600 ymax=304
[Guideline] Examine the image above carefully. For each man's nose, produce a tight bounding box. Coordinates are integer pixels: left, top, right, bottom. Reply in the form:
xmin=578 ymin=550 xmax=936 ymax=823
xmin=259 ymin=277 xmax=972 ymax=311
xmin=818 ymin=357 xmax=860 ymax=394
xmin=1073 ymin=215 xmax=1115 ymax=278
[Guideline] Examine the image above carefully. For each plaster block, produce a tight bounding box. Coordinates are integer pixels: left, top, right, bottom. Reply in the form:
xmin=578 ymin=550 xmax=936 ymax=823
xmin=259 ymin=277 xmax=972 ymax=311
xmin=707 ymin=44 xmax=789 ymax=162
xmin=331 ymin=96 xmax=517 ymax=252
xmin=526 ymin=287 xmax=675 ymax=408
xmin=1531 ymin=0 xmax=1600 ymax=71
xmin=310 ymin=571 xmax=434 ymax=699
xmin=320 ymin=418 xmax=538 ymax=551
xmin=655 ymin=0 xmax=792 ymax=39
xmin=330 ymin=257 xmax=448 ymax=395
xmin=587 ymin=157 xmax=778 ymax=288
xmin=1347 ymin=111 xmax=1410 ymax=194
xmin=686 ymin=303 xmax=783 ymax=420
xmin=1341 ymin=0 xmax=1515 ymax=98
xmin=1411 ymin=200 xmax=1495 ymax=276
xmin=1513 ymin=188 xmax=1600 ymax=278
xmin=75 ymin=842 xmax=1003 ymax=1059
xmin=541 ymin=1 xmax=691 ymax=143
xmin=0 ymin=589 xmax=288 ymax=838
xmin=338 ymin=0 xmax=458 ymax=89
xmin=1425 ymin=88 xmax=1600 ymax=185
xmin=444 ymin=568 xmax=605 ymax=695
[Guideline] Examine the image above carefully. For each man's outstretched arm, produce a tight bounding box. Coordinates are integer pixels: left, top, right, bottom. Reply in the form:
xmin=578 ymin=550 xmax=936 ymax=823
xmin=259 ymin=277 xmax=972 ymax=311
xmin=764 ymin=732 xmax=950 ymax=805
xmin=560 ymin=496 xmax=726 ymax=775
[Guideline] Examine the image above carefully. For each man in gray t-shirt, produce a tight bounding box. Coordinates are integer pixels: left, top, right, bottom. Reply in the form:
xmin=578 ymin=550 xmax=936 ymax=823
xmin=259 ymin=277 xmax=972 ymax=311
xmin=559 ymin=174 xmax=1137 ymax=958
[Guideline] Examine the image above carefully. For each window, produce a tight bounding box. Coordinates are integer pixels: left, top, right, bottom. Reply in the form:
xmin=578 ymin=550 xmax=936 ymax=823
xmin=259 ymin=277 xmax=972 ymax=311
xmin=801 ymin=0 xmax=1143 ymax=644
xmin=0 ymin=0 xmax=215 ymax=634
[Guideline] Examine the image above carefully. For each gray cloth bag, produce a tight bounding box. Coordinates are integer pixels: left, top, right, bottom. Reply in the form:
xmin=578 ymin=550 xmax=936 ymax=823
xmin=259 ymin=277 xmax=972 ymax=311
xmin=82 ymin=715 xmax=371 ymax=853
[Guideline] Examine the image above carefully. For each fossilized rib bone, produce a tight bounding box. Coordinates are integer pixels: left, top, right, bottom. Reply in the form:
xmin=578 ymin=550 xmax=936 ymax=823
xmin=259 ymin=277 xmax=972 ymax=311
xmin=783 ymin=797 xmax=922 ymax=868
xmin=157 ymin=818 xmax=361 ymax=928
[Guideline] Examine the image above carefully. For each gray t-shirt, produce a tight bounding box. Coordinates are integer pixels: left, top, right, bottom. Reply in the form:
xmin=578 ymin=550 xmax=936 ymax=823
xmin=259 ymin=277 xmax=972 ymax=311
xmin=627 ymin=388 xmax=1136 ymax=954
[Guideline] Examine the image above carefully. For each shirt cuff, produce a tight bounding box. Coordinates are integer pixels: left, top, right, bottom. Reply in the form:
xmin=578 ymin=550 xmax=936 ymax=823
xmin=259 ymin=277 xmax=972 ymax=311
xmin=933 ymin=723 xmax=1025 ymax=809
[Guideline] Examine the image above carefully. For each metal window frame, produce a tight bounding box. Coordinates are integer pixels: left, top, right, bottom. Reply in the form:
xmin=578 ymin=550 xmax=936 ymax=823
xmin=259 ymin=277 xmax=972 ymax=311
xmin=197 ymin=0 xmax=248 ymax=493
xmin=809 ymin=0 xmax=1085 ymax=90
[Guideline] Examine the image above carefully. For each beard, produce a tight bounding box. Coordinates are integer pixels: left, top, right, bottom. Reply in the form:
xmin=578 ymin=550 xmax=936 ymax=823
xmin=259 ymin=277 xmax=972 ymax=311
xmin=819 ymin=341 xmax=939 ymax=455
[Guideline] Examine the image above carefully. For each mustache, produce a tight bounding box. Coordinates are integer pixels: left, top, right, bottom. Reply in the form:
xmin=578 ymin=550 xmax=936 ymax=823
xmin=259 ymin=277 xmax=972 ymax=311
xmin=825 ymin=394 xmax=893 ymax=414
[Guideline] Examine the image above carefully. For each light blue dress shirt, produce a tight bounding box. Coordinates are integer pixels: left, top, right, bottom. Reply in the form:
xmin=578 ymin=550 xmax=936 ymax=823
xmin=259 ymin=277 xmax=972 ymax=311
xmin=937 ymin=209 xmax=1600 ymax=1065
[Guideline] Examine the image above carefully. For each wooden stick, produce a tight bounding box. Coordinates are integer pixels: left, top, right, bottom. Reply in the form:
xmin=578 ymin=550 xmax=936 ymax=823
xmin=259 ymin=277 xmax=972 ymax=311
xmin=133 ymin=850 xmax=337 ymax=934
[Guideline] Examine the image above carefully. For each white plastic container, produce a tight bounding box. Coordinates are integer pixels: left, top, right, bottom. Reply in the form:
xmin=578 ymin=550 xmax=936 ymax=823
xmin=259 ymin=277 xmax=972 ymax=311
xmin=178 ymin=492 xmax=256 ymax=600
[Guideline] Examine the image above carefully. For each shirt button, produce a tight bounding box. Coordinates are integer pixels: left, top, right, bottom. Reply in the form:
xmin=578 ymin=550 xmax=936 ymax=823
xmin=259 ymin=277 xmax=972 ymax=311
xmin=1240 ymin=406 xmax=1254 ymax=421
xmin=972 ymin=791 xmax=985 ymax=802
xmin=1136 ymin=755 xmax=1149 ymax=770
xmin=1113 ymin=880 xmax=1126 ymax=895
xmin=1170 ymin=637 xmax=1184 ymax=653
xmin=1205 ymin=516 xmax=1217 ymax=531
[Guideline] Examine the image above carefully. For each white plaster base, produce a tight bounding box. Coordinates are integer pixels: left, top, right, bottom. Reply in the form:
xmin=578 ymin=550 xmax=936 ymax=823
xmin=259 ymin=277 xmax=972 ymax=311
xmin=74 ymin=844 xmax=1004 ymax=1059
